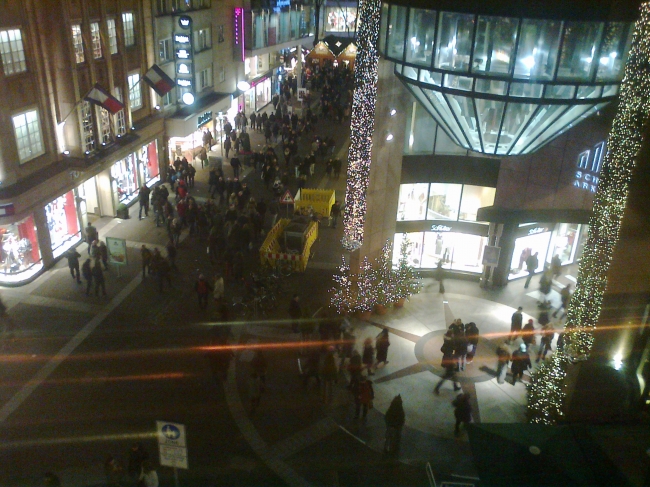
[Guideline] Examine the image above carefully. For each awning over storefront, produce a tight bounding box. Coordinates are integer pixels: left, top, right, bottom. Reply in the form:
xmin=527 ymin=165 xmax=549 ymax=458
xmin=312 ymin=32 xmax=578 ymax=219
xmin=476 ymin=207 xmax=592 ymax=224
xmin=165 ymin=92 xmax=231 ymax=138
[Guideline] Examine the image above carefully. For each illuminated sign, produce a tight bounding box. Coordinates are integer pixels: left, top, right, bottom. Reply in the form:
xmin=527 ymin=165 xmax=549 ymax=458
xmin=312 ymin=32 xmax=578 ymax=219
xmin=178 ymin=63 xmax=190 ymax=74
xmin=430 ymin=224 xmax=451 ymax=232
xmin=177 ymin=79 xmax=192 ymax=87
xmin=197 ymin=111 xmax=213 ymax=128
xmin=176 ymin=49 xmax=190 ymax=59
xmin=178 ymin=16 xmax=192 ymax=29
xmin=574 ymin=141 xmax=605 ymax=193
xmin=528 ymin=227 xmax=549 ymax=236
xmin=174 ymin=34 xmax=190 ymax=44
xmin=233 ymin=8 xmax=245 ymax=62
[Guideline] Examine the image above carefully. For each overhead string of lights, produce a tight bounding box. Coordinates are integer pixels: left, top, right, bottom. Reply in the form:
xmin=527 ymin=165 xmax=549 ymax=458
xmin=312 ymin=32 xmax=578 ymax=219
xmin=528 ymin=1 xmax=650 ymax=424
xmin=342 ymin=0 xmax=381 ymax=251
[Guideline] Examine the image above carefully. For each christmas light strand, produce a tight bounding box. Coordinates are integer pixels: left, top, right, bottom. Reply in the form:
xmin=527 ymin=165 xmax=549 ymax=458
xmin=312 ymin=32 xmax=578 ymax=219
xmin=342 ymin=0 xmax=381 ymax=251
xmin=528 ymin=2 xmax=650 ymax=424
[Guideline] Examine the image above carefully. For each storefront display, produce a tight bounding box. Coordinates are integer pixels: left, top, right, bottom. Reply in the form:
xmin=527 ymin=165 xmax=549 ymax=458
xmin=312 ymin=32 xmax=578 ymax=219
xmin=140 ymin=141 xmax=160 ymax=187
xmin=45 ymin=190 xmax=81 ymax=258
xmin=508 ymin=223 xmax=586 ymax=280
xmin=326 ymin=7 xmax=357 ymax=32
xmin=111 ymin=154 xmax=139 ymax=205
xmin=0 ymin=215 xmax=42 ymax=279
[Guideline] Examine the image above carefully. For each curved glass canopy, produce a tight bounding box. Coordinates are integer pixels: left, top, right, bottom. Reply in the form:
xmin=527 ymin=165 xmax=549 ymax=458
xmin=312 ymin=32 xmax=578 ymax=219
xmin=379 ymin=3 xmax=633 ymax=155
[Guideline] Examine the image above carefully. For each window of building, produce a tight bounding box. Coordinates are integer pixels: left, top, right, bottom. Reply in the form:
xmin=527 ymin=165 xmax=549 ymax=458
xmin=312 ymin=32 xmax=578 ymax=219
xmin=397 ymin=183 xmax=429 ymax=221
xmin=0 ymin=28 xmax=27 ymax=75
xmin=122 ymin=12 xmax=135 ymax=47
xmin=458 ymin=185 xmax=496 ymax=222
xmin=199 ymin=66 xmax=212 ymax=91
xmin=473 ymin=16 xmax=519 ymax=75
xmin=386 ymin=5 xmax=407 ymax=60
xmin=107 ymin=19 xmax=118 ymax=54
xmin=392 ymin=232 xmax=424 ymax=267
xmin=427 ymin=183 xmax=462 ymax=220
xmin=217 ymin=65 xmax=225 ymax=83
xmin=435 ymin=12 xmax=475 ymax=72
xmin=162 ymin=91 xmax=172 ymax=107
xmin=90 ymin=22 xmax=102 ymax=59
xmin=196 ymin=28 xmax=211 ymax=51
xmin=326 ymin=7 xmax=357 ymax=33
xmin=404 ymin=101 xmax=436 ymax=155
xmin=99 ymin=108 xmax=112 ymax=144
xmin=80 ymin=101 xmax=95 ymax=153
xmin=12 ymin=109 xmax=44 ymax=163
xmin=128 ymin=73 xmax=142 ymax=110
xmin=159 ymin=38 xmax=171 ymax=62
xmin=71 ymin=24 xmax=84 ymax=63
xmin=157 ymin=0 xmax=168 ymax=15
xmin=114 ymin=87 xmax=126 ymax=135
xmin=171 ymin=0 xmax=181 ymax=12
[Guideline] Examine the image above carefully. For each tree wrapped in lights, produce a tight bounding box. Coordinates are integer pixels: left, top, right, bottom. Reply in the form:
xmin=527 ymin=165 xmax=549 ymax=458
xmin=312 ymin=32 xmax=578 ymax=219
xmin=354 ymin=256 xmax=376 ymax=313
xmin=528 ymin=1 xmax=650 ymax=424
xmin=330 ymin=257 xmax=354 ymax=314
xmin=394 ymin=237 xmax=421 ymax=301
xmin=373 ymin=240 xmax=396 ymax=306
xmin=342 ymin=0 xmax=381 ymax=251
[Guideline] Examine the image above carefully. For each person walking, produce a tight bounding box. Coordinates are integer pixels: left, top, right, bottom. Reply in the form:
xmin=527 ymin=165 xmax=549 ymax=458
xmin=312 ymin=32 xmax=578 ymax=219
xmin=213 ymin=273 xmax=225 ymax=305
xmin=353 ymin=374 xmax=374 ymax=420
xmin=302 ymin=348 xmax=321 ymax=388
xmin=465 ymin=322 xmax=479 ymax=364
xmin=511 ymin=343 xmax=532 ymax=384
xmin=82 ymin=258 xmax=93 ymax=296
xmin=92 ymin=260 xmax=107 ymax=297
xmin=434 ymin=330 xmax=461 ymax=393
xmin=553 ymin=284 xmax=572 ymax=319
xmin=375 ymin=329 xmax=390 ymax=367
xmin=140 ymin=245 xmax=152 ymax=279
xmin=452 ymin=392 xmax=472 ymax=436
xmin=64 ymin=247 xmax=82 ymax=284
xmin=536 ymin=321 xmax=556 ymax=363
xmin=362 ymin=337 xmax=375 ymax=375
xmin=452 ymin=320 xmax=468 ymax=371
xmin=138 ymin=460 xmax=159 ymax=487
xmin=510 ymin=306 xmax=523 ymax=341
xmin=230 ymin=155 xmax=241 ymax=179
xmin=522 ymin=319 xmax=536 ymax=351
xmin=384 ymin=394 xmax=405 ymax=454
xmin=330 ymin=200 xmax=341 ymax=228
xmin=138 ymin=185 xmax=151 ymax=220
xmin=496 ymin=341 xmax=512 ymax=384
xmin=321 ymin=346 xmax=338 ymax=402
xmin=127 ymin=443 xmax=149 ymax=485
xmin=347 ymin=350 xmax=363 ymax=390
xmin=195 ymin=274 xmax=213 ymax=310
xmin=524 ymin=252 xmax=539 ymax=288
xmin=435 ymin=261 xmax=446 ymax=293
xmin=84 ymin=222 xmax=98 ymax=255
xmin=98 ymin=241 xmax=109 ymax=270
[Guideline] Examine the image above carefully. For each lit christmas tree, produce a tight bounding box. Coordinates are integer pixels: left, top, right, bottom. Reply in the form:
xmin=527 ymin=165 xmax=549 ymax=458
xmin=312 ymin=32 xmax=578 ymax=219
xmin=394 ymin=237 xmax=421 ymax=301
xmin=354 ymin=256 xmax=376 ymax=313
xmin=373 ymin=240 xmax=396 ymax=306
xmin=329 ymin=257 xmax=354 ymax=314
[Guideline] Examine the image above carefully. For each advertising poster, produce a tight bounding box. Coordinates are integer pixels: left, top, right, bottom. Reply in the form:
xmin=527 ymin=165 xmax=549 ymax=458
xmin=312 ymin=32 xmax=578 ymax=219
xmin=106 ymin=237 xmax=127 ymax=266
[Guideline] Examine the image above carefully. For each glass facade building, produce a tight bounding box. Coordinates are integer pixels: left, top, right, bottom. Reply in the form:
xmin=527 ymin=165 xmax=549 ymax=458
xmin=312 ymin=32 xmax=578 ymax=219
xmin=379 ymin=3 xmax=633 ymax=155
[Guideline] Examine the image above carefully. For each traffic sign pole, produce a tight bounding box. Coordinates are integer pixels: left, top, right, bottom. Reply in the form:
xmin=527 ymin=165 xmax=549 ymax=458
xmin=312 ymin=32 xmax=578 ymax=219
xmin=174 ymin=467 xmax=179 ymax=487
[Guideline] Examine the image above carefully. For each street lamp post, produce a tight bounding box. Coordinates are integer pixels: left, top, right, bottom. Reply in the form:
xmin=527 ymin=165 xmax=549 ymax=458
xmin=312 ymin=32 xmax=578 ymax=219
xmin=217 ymin=112 xmax=224 ymax=157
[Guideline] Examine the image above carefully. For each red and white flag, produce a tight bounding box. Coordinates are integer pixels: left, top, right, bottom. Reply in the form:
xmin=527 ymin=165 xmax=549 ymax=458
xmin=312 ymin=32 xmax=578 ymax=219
xmin=84 ymin=84 xmax=124 ymax=114
xmin=143 ymin=64 xmax=176 ymax=97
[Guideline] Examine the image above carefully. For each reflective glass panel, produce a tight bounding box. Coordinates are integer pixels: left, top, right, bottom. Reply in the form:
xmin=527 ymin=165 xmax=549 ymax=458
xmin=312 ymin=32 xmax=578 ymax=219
xmin=475 ymin=78 xmax=507 ymax=95
xmin=444 ymin=74 xmax=473 ymax=91
xmin=596 ymin=22 xmax=632 ymax=81
xmin=445 ymin=94 xmax=481 ymax=151
xmin=498 ymin=102 xmax=539 ymax=153
xmin=545 ymin=85 xmax=576 ymax=98
xmin=403 ymin=65 xmax=418 ymax=80
xmin=379 ymin=3 xmax=389 ymax=54
xmin=419 ymin=70 xmax=442 ymax=86
xmin=422 ymin=88 xmax=469 ymax=148
xmin=523 ymin=103 xmax=593 ymax=153
xmin=422 ymin=232 xmax=486 ymax=272
xmin=473 ymin=16 xmax=518 ymax=75
xmin=514 ymin=19 xmax=562 ymax=79
xmin=387 ymin=5 xmax=407 ymax=60
xmin=509 ymin=104 xmax=567 ymax=154
xmin=602 ymin=84 xmax=618 ymax=96
xmin=576 ymin=85 xmax=602 ymax=99
xmin=405 ymin=8 xmax=436 ymax=66
xmin=459 ymin=185 xmax=496 ymax=221
xmin=392 ymin=233 xmax=424 ymax=267
xmin=397 ymin=183 xmax=429 ymax=221
xmin=435 ymin=12 xmax=475 ymax=72
xmin=509 ymin=82 xmax=543 ymax=98
xmin=427 ymin=183 xmax=462 ymax=220
xmin=557 ymin=22 xmax=603 ymax=81
xmin=475 ymin=98 xmax=506 ymax=154
xmin=404 ymin=102 xmax=436 ymax=155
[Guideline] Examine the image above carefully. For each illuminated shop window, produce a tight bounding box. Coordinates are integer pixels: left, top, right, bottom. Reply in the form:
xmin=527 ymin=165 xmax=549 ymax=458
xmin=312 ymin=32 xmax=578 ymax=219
xmin=12 ymin=108 xmax=44 ymax=163
xmin=0 ymin=28 xmax=27 ymax=74
xmin=72 ymin=24 xmax=84 ymax=63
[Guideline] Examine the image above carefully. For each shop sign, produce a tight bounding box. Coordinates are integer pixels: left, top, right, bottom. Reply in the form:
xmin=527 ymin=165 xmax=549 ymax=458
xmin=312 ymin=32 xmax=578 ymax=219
xmin=430 ymin=224 xmax=451 ymax=232
xmin=482 ymin=245 xmax=501 ymax=267
xmin=177 ymin=79 xmax=192 ymax=88
xmin=233 ymin=8 xmax=245 ymax=62
xmin=174 ymin=34 xmax=190 ymax=44
xmin=106 ymin=237 xmax=127 ymax=266
xmin=178 ymin=16 xmax=192 ymax=30
xmin=272 ymin=0 xmax=291 ymax=11
xmin=177 ymin=63 xmax=191 ymax=75
xmin=176 ymin=49 xmax=190 ymax=59
xmin=197 ymin=111 xmax=213 ymax=128
xmin=528 ymin=227 xmax=549 ymax=236
xmin=574 ymin=141 xmax=605 ymax=193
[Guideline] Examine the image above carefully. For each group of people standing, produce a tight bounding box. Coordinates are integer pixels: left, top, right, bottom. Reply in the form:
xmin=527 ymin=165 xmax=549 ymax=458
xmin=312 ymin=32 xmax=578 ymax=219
xmin=435 ymin=319 xmax=480 ymax=394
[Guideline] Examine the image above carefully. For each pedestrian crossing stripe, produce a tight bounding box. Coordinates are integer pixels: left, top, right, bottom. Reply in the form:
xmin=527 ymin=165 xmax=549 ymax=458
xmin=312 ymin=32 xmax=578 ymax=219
xmin=280 ymin=190 xmax=294 ymax=204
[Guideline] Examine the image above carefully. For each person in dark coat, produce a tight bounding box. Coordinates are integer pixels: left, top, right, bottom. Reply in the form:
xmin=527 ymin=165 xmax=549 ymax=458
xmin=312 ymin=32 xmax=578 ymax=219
xmin=511 ymin=343 xmax=532 ymax=384
xmin=289 ymin=294 xmax=301 ymax=332
xmin=375 ymin=329 xmax=390 ymax=367
xmin=496 ymin=341 xmax=511 ymax=384
xmin=92 ymin=261 xmax=106 ymax=297
xmin=352 ymin=374 xmax=374 ymax=420
xmin=452 ymin=393 xmax=472 ymax=436
xmin=434 ymin=330 xmax=461 ymax=393
xmin=435 ymin=261 xmax=446 ymax=293
xmin=465 ymin=322 xmax=479 ymax=364
xmin=510 ymin=306 xmax=523 ymax=341
xmin=524 ymin=252 xmax=539 ymax=288
xmin=362 ymin=337 xmax=375 ymax=375
xmin=127 ymin=443 xmax=149 ymax=483
xmin=64 ymin=247 xmax=82 ymax=283
xmin=82 ymin=258 xmax=93 ymax=296
xmin=384 ymin=394 xmax=405 ymax=454
xmin=522 ymin=319 xmax=536 ymax=350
